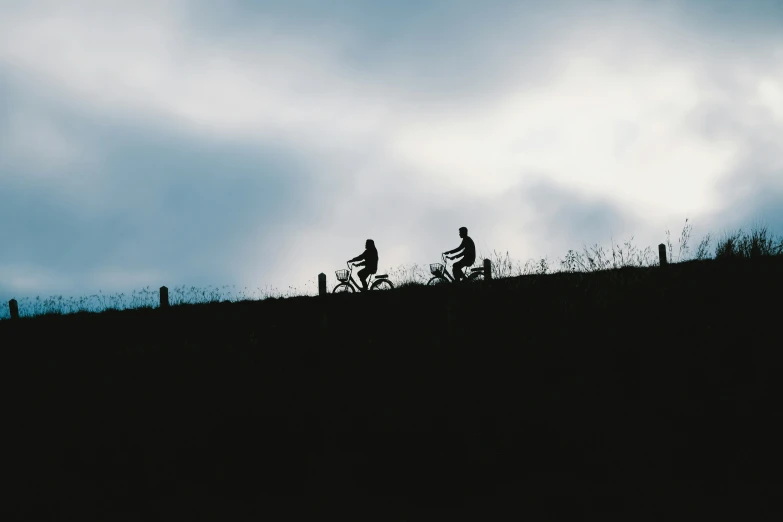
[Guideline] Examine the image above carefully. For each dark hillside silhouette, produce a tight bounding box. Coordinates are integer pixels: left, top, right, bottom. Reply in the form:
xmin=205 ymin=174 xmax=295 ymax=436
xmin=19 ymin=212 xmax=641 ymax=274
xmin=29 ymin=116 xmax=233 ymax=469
xmin=3 ymin=256 xmax=783 ymax=519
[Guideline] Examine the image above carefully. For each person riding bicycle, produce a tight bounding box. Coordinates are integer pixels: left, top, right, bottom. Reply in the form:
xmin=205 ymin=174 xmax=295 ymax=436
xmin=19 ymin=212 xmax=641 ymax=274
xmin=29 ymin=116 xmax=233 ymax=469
xmin=348 ymin=239 xmax=378 ymax=291
xmin=443 ymin=227 xmax=476 ymax=282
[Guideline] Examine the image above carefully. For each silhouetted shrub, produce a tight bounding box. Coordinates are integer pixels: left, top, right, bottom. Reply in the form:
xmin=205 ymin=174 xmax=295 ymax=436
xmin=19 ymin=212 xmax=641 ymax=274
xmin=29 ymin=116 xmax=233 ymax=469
xmin=715 ymin=226 xmax=783 ymax=259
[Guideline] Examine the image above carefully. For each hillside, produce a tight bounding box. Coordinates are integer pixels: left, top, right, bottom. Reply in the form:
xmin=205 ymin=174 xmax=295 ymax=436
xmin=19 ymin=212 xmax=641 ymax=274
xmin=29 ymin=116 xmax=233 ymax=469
xmin=4 ymin=256 xmax=783 ymax=520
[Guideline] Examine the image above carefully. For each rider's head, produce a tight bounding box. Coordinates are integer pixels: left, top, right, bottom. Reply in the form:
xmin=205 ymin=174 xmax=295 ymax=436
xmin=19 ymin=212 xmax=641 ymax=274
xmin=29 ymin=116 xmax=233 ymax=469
xmin=459 ymin=227 xmax=468 ymax=238
xmin=366 ymin=239 xmax=375 ymax=249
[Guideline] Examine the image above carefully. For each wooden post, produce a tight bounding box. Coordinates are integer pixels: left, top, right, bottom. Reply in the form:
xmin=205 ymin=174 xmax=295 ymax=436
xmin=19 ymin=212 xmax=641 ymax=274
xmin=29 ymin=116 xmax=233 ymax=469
xmin=318 ymin=273 xmax=327 ymax=296
xmin=658 ymin=244 xmax=668 ymax=267
xmin=484 ymin=259 xmax=492 ymax=280
xmin=9 ymin=299 xmax=19 ymax=320
xmin=160 ymin=286 xmax=169 ymax=309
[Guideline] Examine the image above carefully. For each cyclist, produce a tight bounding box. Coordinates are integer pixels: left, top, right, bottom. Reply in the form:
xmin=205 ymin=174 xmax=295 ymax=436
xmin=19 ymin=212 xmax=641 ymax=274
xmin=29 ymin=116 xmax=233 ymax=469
xmin=348 ymin=239 xmax=378 ymax=291
xmin=443 ymin=227 xmax=476 ymax=282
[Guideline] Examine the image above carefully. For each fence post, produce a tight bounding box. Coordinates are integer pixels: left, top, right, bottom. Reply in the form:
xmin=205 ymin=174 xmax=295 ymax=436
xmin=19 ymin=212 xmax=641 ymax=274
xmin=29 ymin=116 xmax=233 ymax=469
xmin=9 ymin=299 xmax=19 ymax=320
xmin=318 ymin=273 xmax=327 ymax=296
xmin=160 ymin=286 xmax=169 ymax=309
xmin=658 ymin=244 xmax=668 ymax=267
xmin=484 ymin=259 xmax=492 ymax=280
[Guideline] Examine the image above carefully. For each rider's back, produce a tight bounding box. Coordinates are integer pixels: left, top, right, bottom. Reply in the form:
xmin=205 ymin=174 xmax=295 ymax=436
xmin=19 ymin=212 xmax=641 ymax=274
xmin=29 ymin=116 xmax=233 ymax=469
xmin=462 ymin=236 xmax=476 ymax=265
xmin=364 ymin=246 xmax=379 ymax=272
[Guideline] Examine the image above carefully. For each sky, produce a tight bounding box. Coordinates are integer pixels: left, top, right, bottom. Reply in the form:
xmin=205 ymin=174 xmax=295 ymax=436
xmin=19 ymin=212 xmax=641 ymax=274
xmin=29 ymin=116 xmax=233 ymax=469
xmin=1 ymin=0 xmax=782 ymax=307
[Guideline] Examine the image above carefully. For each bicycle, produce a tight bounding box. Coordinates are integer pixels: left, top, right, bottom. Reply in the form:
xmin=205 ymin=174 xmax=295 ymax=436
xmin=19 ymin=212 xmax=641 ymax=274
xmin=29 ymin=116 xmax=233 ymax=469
xmin=333 ymin=262 xmax=394 ymax=293
xmin=427 ymin=253 xmax=485 ymax=285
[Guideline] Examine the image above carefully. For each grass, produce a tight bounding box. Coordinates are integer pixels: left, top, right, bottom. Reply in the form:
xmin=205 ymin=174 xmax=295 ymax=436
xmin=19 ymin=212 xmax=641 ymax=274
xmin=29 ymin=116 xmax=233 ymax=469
xmin=3 ymin=220 xmax=782 ymax=320
xmin=0 ymin=284 xmax=304 ymax=320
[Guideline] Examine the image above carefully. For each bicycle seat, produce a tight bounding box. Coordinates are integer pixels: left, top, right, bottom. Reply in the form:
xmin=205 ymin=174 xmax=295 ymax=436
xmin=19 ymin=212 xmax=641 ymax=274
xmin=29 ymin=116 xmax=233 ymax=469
xmin=374 ymin=274 xmax=388 ymax=279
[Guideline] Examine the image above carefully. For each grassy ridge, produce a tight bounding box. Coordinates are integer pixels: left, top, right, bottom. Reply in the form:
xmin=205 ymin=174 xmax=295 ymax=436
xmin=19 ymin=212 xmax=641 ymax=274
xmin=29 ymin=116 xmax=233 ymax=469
xmin=4 ymin=222 xmax=782 ymax=320
xmin=3 ymin=256 xmax=783 ymax=519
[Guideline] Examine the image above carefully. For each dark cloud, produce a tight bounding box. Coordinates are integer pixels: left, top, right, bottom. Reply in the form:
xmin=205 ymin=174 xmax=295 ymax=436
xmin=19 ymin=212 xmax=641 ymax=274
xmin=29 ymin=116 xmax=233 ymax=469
xmin=186 ymin=0 xmax=571 ymax=101
xmin=676 ymin=0 xmax=783 ymax=36
xmin=515 ymin=179 xmax=641 ymax=250
xmin=712 ymin=146 xmax=783 ymax=234
xmin=0 ymin=101 xmax=326 ymax=302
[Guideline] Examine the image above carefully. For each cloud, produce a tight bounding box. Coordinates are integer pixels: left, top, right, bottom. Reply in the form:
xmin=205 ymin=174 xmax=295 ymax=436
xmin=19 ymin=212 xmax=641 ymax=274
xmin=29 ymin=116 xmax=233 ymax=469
xmin=1 ymin=0 xmax=782 ymax=304
xmin=0 ymin=109 xmax=318 ymax=295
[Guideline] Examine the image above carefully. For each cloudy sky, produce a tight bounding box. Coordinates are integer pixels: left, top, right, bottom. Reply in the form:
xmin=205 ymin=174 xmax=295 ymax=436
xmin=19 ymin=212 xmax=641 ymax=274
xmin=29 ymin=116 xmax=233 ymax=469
xmin=1 ymin=0 xmax=782 ymax=306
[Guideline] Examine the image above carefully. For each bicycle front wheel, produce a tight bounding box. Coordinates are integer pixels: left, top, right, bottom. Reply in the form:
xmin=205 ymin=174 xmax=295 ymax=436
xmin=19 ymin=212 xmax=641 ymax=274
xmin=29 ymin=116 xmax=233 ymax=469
xmin=427 ymin=276 xmax=448 ymax=286
xmin=370 ymin=279 xmax=394 ymax=291
xmin=333 ymin=283 xmax=354 ymax=294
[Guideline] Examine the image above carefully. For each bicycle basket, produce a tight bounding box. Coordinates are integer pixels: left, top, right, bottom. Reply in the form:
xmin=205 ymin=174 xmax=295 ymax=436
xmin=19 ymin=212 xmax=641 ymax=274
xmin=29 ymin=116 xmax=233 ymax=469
xmin=335 ymin=269 xmax=350 ymax=282
xmin=430 ymin=263 xmax=445 ymax=276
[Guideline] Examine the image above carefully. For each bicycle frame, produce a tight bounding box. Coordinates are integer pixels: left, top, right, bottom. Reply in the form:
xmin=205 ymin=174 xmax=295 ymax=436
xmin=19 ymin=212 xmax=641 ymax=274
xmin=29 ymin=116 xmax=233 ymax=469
xmin=342 ymin=262 xmax=378 ymax=291
xmin=437 ymin=253 xmax=466 ymax=282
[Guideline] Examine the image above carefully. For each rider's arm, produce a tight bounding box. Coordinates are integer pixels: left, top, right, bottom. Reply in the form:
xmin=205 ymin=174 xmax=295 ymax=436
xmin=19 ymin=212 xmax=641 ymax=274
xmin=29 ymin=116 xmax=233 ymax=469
xmin=446 ymin=239 xmax=466 ymax=257
xmin=349 ymin=251 xmax=367 ymax=264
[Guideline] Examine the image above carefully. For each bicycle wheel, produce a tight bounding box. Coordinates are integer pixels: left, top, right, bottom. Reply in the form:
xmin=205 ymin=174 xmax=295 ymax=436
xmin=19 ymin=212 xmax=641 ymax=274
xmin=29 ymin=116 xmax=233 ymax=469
xmin=370 ymin=279 xmax=394 ymax=290
xmin=468 ymin=272 xmax=485 ymax=282
xmin=427 ymin=276 xmax=448 ymax=286
xmin=333 ymin=283 xmax=354 ymax=294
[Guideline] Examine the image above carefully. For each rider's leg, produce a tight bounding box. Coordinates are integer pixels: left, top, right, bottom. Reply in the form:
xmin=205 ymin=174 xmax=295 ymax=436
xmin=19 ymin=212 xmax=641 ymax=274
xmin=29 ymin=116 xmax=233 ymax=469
xmin=357 ymin=267 xmax=370 ymax=291
xmin=453 ymin=259 xmax=468 ymax=282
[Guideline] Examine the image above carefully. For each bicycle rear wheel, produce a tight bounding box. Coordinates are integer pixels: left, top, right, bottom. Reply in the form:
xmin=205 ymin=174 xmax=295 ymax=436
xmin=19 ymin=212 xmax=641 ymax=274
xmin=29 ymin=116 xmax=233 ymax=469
xmin=333 ymin=283 xmax=354 ymax=294
xmin=370 ymin=279 xmax=394 ymax=290
xmin=427 ymin=276 xmax=448 ymax=286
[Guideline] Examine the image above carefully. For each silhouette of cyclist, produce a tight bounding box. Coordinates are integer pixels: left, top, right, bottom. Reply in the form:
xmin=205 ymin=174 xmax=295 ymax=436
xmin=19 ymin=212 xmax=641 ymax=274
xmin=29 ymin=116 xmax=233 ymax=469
xmin=444 ymin=227 xmax=476 ymax=282
xmin=348 ymin=239 xmax=378 ymax=291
